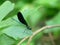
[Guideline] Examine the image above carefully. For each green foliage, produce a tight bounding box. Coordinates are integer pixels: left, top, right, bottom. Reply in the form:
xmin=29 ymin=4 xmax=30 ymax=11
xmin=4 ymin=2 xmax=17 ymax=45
xmin=0 ymin=34 xmax=16 ymax=45
xmin=0 ymin=1 xmax=14 ymax=21
xmin=0 ymin=0 xmax=60 ymax=45
xmin=21 ymin=6 xmax=46 ymax=28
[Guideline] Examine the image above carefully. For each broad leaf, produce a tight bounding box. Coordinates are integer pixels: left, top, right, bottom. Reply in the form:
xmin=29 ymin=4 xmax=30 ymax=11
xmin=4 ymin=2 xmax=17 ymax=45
xmin=0 ymin=34 xmax=16 ymax=45
xmin=3 ymin=26 xmax=32 ymax=40
xmin=0 ymin=1 xmax=14 ymax=21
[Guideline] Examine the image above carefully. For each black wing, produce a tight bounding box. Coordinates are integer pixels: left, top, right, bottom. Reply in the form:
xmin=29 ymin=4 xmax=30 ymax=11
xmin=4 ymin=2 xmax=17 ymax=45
xmin=17 ymin=12 xmax=28 ymax=26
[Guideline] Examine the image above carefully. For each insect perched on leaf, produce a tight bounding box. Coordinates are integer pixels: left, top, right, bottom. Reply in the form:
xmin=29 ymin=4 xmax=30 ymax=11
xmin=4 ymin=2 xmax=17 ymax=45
xmin=17 ymin=12 xmax=31 ymax=30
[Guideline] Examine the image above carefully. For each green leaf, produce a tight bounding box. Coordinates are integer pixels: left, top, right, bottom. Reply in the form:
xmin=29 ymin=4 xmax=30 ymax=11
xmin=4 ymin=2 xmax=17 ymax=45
xmin=0 ymin=34 xmax=15 ymax=45
xmin=0 ymin=15 xmax=32 ymax=40
xmin=0 ymin=16 xmax=18 ymax=35
xmin=0 ymin=1 xmax=14 ymax=21
xmin=0 ymin=16 xmax=19 ymax=28
xmin=3 ymin=1 xmax=26 ymax=20
xmin=3 ymin=26 xmax=32 ymax=40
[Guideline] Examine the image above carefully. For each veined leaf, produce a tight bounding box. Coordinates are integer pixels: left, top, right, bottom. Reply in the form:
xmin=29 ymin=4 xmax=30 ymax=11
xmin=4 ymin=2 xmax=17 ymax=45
xmin=0 ymin=1 xmax=14 ymax=21
xmin=0 ymin=34 xmax=15 ymax=45
xmin=3 ymin=26 xmax=32 ymax=40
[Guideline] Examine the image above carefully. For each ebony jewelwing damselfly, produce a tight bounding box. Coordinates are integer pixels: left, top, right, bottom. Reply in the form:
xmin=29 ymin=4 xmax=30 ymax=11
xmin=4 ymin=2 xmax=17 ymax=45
xmin=17 ymin=12 xmax=31 ymax=30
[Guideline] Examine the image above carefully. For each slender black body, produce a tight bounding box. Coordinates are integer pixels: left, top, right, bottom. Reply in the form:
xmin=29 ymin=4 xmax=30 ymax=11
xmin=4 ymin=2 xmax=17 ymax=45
xmin=17 ymin=12 xmax=31 ymax=30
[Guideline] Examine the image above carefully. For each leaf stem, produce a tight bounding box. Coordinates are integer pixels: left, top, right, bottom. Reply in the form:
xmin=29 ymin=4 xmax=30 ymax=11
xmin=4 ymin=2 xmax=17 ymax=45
xmin=27 ymin=24 xmax=60 ymax=45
